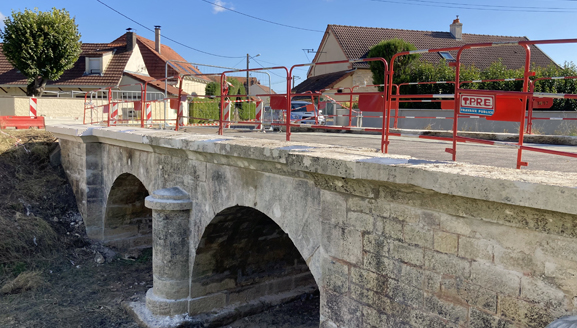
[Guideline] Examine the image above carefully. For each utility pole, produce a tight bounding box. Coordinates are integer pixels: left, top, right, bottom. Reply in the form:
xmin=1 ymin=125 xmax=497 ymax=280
xmin=246 ymin=54 xmax=250 ymax=100
xmin=293 ymin=76 xmax=301 ymax=89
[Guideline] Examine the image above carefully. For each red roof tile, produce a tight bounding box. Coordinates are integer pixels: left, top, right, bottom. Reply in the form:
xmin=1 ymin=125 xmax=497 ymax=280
xmin=325 ymin=24 xmax=556 ymax=70
xmin=111 ymin=34 xmax=210 ymax=83
xmin=293 ymin=70 xmax=354 ymax=94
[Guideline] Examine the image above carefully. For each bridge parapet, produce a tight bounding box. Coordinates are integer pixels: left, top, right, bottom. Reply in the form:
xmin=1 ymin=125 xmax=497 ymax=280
xmin=48 ymin=124 xmax=577 ymax=328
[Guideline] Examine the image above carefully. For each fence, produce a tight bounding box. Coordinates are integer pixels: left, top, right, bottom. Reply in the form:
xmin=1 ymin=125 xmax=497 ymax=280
xmin=79 ymin=40 xmax=577 ymax=169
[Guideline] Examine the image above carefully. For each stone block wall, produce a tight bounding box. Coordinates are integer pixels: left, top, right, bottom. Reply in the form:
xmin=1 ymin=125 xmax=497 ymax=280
xmin=320 ymin=180 xmax=576 ymax=328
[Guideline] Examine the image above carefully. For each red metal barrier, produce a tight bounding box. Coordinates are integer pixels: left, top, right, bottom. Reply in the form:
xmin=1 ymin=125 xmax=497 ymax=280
xmin=387 ymin=39 xmax=577 ymax=169
xmin=84 ymin=83 xmax=145 ymax=127
xmin=219 ymin=66 xmax=289 ymax=136
xmin=143 ymin=76 xmax=183 ymax=130
xmin=0 ymin=116 xmax=45 ymax=129
xmin=290 ymin=58 xmax=389 ymax=142
xmin=526 ymin=75 xmax=577 ymax=134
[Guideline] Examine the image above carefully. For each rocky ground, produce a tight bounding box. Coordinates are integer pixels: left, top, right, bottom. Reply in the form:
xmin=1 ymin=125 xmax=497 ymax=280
xmin=0 ymin=129 xmax=318 ymax=328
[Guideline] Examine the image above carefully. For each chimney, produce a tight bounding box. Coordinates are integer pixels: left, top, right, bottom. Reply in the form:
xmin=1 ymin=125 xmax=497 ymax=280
xmin=155 ymin=26 xmax=161 ymax=54
xmin=450 ymin=16 xmax=463 ymax=41
xmin=126 ymin=28 xmax=136 ymax=51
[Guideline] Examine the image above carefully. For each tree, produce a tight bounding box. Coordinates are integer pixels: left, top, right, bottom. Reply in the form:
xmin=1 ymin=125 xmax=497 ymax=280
xmin=0 ymin=8 xmax=82 ymax=96
xmin=368 ymin=38 xmax=420 ymax=89
xmin=205 ymin=82 xmax=220 ymax=96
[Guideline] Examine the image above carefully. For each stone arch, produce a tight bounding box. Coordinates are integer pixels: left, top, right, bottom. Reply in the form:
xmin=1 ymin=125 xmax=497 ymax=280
xmin=189 ymin=205 xmax=319 ymax=321
xmin=103 ymin=173 xmax=152 ymax=249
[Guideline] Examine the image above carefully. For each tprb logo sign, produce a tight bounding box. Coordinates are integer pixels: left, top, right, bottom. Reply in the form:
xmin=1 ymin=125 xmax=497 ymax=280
xmin=460 ymin=94 xmax=495 ymax=116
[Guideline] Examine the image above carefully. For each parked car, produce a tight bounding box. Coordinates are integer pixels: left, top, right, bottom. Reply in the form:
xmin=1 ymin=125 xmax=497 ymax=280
xmin=290 ymin=101 xmax=325 ymax=125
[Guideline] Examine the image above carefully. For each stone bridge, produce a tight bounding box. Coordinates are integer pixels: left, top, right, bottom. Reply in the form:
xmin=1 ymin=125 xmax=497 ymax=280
xmin=48 ymin=125 xmax=577 ymax=328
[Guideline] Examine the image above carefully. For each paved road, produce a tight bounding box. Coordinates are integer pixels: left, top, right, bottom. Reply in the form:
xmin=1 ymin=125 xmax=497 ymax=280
xmin=182 ymin=127 xmax=577 ymax=173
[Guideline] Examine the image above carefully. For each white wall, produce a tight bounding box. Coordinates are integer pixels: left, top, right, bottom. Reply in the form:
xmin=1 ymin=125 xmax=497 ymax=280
xmin=310 ymin=32 xmax=350 ymax=77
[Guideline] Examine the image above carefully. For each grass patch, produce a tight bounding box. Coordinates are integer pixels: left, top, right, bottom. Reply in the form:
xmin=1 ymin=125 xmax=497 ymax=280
xmin=0 ymin=214 xmax=60 ymax=274
xmin=0 ymin=270 xmax=48 ymax=294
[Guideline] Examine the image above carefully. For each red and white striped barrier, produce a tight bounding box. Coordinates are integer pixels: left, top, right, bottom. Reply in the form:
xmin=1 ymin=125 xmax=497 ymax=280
xmin=29 ymin=97 xmax=37 ymax=118
xmin=110 ymin=102 xmax=119 ymax=126
xmin=145 ymin=103 xmax=152 ymax=126
xmin=223 ymin=101 xmax=231 ymax=128
xmin=189 ymin=122 xmax=219 ymax=126
xmin=255 ymin=100 xmax=263 ymax=130
xmin=178 ymin=100 xmax=185 ymax=128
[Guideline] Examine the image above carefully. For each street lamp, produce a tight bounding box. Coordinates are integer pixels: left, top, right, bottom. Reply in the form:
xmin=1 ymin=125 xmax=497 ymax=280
xmin=247 ymin=53 xmax=260 ymax=97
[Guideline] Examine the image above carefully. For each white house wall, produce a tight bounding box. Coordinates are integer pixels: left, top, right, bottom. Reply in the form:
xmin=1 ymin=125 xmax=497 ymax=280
xmin=124 ymin=44 xmax=149 ymax=76
xmin=310 ymin=32 xmax=349 ymax=77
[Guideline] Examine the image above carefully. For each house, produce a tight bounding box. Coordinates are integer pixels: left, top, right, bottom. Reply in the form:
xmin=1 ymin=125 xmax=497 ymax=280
xmin=0 ymin=27 xmax=210 ymax=119
xmin=225 ymin=76 xmax=276 ymax=106
xmin=0 ymin=27 xmax=209 ymax=98
xmin=293 ymin=19 xmax=557 ymax=95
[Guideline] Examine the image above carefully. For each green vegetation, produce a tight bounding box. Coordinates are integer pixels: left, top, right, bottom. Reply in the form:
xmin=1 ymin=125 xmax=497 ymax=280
xmin=190 ymin=78 xmax=257 ymax=123
xmin=0 ymin=8 xmax=82 ymax=96
xmin=400 ymin=59 xmax=577 ymax=111
xmin=368 ymin=38 xmax=421 ymax=90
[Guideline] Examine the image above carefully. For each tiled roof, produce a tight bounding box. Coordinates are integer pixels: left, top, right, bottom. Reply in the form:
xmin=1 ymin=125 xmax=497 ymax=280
xmin=293 ymin=70 xmax=354 ymax=94
xmin=326 ymin=24 xmax=556 ymax=70
xmin=255 ymin=83 xmax=276 ymax=95
xmin=0 ymin=43 xmax=131 ymax=87
xmin=111 ymin=34 xmax=210 ymax=83
xmin=123 ymin=72 xmax=186 ymax=96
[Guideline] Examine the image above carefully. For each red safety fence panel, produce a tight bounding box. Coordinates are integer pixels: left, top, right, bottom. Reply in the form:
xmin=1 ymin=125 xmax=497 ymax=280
xmin=358 ymin=94 xmax=385 ymax=112
xmin=0 ymin=116 xmax=45 ymax=129
xmin=270 ymin=95 xmax=287 ymax=110
xmin=488 ymin=96 xmax=525 ymax=122
xmin=306 ymin=104 xmax=315 ymax=112
xmin=440 ymin=100 xmax=454 ymax=110
xmin=532 ymin=97 xmax=554 ymax=109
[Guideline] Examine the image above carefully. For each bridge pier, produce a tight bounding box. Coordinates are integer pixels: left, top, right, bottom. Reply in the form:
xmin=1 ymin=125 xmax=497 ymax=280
xmin=144 ymin=186 xmax=192 ymax=316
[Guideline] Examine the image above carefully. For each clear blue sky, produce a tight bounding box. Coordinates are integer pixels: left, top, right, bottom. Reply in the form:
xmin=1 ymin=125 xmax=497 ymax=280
xmin=2 ymin=0 xmax=577 ymax=92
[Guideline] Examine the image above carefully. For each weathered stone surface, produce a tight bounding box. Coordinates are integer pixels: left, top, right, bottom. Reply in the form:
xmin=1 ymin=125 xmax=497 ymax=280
xmin=423 ymin=293 xmax=468 ymax=325
xmin=459 ymin=236 xmax=494 ymax=262
xmin=322 ymin=222 xmax=363 ymax=265
xmin=441 ymin=276 xmax=497 ymax=313
xmin=433 ymin=230 xmax=459 ymax=255
xmin=424 ymin=250 xmax=470 ymax=279
xmin=470 ymin=262 xmax=521 ymax=297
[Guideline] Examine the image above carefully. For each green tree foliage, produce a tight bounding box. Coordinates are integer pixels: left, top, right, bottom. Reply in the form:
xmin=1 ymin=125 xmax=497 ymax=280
xmin=205 ymin=82 xmax=220 ymax=96
xmin=0 ymin=8 xmax=82 ymax=96
xmin=368 ymin=38 xmax=420 ymax=89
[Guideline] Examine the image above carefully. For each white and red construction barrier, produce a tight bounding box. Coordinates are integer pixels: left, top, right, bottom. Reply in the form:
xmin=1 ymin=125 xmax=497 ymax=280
xmin=29 ymin=97 xmax=38 ymax=118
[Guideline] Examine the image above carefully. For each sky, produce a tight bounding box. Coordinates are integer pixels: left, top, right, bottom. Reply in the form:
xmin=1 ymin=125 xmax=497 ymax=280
xmin=1 ymin=0 xmax=577 ymax=92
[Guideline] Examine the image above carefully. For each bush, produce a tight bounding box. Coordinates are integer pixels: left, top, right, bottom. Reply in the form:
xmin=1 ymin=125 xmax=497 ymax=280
xmin=189 ymin=99 xmax=219 ymax=123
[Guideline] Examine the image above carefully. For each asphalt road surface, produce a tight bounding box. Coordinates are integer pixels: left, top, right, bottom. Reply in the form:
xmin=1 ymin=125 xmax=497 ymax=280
xmin=182 ymin=127 xmax=577 ymax=173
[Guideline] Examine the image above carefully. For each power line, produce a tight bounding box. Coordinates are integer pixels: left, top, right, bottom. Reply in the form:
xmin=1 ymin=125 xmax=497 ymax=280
xmin=370 ymin=0 xmax=577 ymax=12
xmin=251 ymin=58 xmax=287 ymax=79
xmin=96 ymin=0 xmax=245 ymax=58
xmin=200 ymin=0 xmax=324 ymax=33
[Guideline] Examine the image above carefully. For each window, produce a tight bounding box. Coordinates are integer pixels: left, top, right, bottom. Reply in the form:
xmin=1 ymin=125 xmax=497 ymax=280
xmin=87 ymin=57 xmax=102 ymax=74
xmin=439 ymin=51 xmax=456 ymax=62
